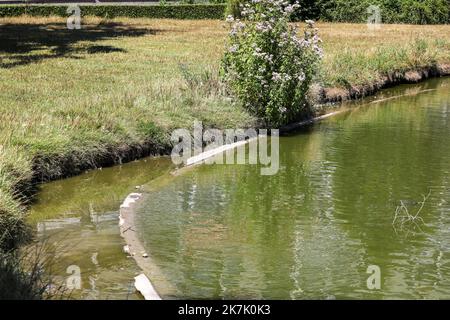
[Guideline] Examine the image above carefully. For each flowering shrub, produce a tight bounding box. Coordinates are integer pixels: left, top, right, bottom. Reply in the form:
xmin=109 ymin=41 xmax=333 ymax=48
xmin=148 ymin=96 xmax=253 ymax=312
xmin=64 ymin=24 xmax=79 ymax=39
xmin=221 ymin=0 xmax=323 ymax=126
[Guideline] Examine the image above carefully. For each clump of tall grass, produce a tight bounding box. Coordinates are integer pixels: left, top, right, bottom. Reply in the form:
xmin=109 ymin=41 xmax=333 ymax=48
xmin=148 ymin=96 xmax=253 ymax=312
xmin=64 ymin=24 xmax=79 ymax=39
xmin=0 ymin=142 xmax=33 ymax=252
xmin=0 ymin=251 xmax=46 ymax=300
xmin=0 ymin=142 xmax=41 ymax=299
xmin=0 ymin=242 xmax=67 ymax=300
xmin=179 ymin=63 xmax=224 ymax=95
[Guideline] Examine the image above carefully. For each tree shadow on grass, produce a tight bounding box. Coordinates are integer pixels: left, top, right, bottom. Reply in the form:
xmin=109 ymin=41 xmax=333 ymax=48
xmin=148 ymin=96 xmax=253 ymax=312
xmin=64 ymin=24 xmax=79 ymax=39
xmin=0 ymin=22 xmax=162 ymax=68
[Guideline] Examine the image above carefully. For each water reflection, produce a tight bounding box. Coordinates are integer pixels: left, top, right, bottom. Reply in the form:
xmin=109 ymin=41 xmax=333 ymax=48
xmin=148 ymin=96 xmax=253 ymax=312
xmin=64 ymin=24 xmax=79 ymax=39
xmin=29 ymin=78 xmax=450 ymax=299
xmin=135 ymin=78 xmax=450 ymax=299
xmin=29 ymin=157 xmax=173 ymax=299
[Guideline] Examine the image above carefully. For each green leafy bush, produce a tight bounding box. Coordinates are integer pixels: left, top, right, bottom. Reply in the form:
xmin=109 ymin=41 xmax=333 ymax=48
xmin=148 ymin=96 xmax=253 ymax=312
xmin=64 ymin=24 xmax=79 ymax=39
xmin=319 ymin=0 xmax=450 ymax=24
xmin=319 ymin=0 xmax=372 ymax=22
xmin=289 ymin=0 xmax=323 ymax=21
xmin=221 ymin=0 xmax=323 ymax=126
xmin=1 ymin=1 xmax=447 ymax=23
xmin=225 ymin=0 xmax=244 ymax=18
xmin=225 ymin=0 xmax=323 ymax=20
xmin=224 ymin=0 xmax=449 ymax=24
xmin=0 ymin=252 xmax=44 ymax=300
xmin=397 ymin=0 xmax=450 ymax=24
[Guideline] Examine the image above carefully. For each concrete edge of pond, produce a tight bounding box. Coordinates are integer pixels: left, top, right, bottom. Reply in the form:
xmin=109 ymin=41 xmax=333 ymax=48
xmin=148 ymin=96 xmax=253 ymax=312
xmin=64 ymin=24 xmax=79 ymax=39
xmin=119 ymin=193 xmax=162 ymax=300
xmin=178 ymin=86 xmax=441 ymax=168
xmin=117 ymin=82 xmax=446 ymax=300
xmin=282 ymin=87 xmax=440 ymax=132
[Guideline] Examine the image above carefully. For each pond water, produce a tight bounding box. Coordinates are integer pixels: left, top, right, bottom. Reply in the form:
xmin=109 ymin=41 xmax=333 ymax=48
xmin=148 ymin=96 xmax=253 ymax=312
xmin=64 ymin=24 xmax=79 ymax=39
xmin=28 ymin=157 xmax=173 ymax=299
xmin=30 ymin=77 xmax=450 ymax=299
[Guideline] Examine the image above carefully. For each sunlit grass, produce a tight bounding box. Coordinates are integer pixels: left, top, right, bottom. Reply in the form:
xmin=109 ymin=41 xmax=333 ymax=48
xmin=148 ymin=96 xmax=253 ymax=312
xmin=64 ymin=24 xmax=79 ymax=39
xmin=318 ymin=22 xmax=450 ymax=86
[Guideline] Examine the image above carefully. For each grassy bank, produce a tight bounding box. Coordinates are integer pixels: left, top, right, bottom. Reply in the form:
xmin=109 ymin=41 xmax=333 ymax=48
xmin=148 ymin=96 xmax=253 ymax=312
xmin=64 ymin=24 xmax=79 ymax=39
xmin=1 ymin=17 xmax=450 ymax=256
xmin=316 ymin=22 xmax=450 ymax=101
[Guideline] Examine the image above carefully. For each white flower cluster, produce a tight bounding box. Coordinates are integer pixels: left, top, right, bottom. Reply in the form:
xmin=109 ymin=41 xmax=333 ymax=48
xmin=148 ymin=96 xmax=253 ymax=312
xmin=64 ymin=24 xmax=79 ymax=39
xmin=241 ymin=0 xmax=300 ymax=19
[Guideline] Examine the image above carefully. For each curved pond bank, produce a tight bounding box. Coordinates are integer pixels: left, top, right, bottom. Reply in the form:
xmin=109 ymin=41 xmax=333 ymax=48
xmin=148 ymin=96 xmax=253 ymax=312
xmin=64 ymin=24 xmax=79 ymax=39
xmin=30 ymin=77 xmax=450 ymax=299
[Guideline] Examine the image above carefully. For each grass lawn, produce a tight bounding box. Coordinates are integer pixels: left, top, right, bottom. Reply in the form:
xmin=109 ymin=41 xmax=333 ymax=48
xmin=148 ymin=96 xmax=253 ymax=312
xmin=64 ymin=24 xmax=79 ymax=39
xmin=1 ymin=16 xmax=450 ymax=248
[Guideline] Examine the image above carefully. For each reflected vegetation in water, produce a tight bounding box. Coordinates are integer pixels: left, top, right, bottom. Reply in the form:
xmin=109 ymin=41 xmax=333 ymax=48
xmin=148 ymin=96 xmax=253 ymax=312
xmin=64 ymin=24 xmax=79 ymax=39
xmin=30 ymin=78 xmax=450 ymax=300
xmin=134 ymin=78 xmax=450 ymax=299
xmin=29 ymin=157 xmax=173 ymax=299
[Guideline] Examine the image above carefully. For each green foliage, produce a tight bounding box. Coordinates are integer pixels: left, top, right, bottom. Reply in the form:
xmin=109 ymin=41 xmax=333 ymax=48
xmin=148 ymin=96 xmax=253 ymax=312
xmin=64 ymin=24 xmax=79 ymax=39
xmin=0 ymin=253 xmax=44 ymax=300
xmin=222 ymin=1 xmax=323 ymax=126
xmin=0 ymin=4 xmax=227 ymax=20
xmin=396 ymin=0 xmax=450 ymax=24
xmin=0 ymin=209 xmax=31 ymax=253
xmin=319 ymin=0 xmax=450 ymax=24
xmin=1 ymin=1 xmax=447 ymax=23
xmin=0 ymin=246 xmax=65 ymax=300
xmin=137 ymin=121 xmax=167 ymax=144
xmin=225 ymin=0 xmax=244 ymax=18
xmin=319 ymin=0 xmax=372 ymax=22
xmin=290 ymin=0 xmax=324 ymax=21
xmin=224 ymin=0 xmax=449 ymax=24
xmin=225 ymin=0 xmax=324 ymax=20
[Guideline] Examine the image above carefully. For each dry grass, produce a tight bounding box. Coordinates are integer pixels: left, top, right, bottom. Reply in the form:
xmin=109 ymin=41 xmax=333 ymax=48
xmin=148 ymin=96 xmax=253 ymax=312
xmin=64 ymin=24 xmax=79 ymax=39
xmin=318 ymin=22 xmax=450 ymax=86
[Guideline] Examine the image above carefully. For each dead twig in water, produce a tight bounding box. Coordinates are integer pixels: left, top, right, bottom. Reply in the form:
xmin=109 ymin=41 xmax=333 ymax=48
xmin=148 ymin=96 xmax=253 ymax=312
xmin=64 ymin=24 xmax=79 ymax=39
xmin=393 ymin=190 xmax=431 ymax=235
